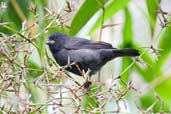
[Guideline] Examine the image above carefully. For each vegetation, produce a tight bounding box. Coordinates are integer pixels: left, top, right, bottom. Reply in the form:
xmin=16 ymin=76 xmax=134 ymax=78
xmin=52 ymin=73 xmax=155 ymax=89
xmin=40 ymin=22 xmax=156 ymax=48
xmin=0 ymin=0 xmax=171 ymax=113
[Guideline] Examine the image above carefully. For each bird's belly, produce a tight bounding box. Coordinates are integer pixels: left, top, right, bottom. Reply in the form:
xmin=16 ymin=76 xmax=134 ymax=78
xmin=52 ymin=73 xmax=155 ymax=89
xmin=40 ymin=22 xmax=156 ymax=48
xmin=55 ymin=49 xmax=101 ymax=75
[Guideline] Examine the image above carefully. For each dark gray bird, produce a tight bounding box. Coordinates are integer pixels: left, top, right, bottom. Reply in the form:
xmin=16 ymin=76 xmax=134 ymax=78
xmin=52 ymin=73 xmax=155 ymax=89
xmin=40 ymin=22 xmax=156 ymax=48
xmin=46 ymin=32 xmax=139 ymax=76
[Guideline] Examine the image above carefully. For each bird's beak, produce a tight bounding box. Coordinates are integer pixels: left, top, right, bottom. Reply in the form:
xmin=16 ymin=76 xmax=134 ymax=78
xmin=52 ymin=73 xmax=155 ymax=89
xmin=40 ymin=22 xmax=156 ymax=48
xmin=46 ymin=38 xmax=55 ymax=45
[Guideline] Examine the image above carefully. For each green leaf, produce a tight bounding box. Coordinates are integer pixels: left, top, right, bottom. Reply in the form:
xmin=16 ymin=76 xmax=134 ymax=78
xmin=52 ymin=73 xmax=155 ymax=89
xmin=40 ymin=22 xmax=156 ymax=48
xmin=0 ymin=0 xmax=30 ymax=31
xmin=89 ymin=0 xmax=130 ymax=34
xmin=34 ymin=0 xmax=47 ymax=63
xmin=146 ymin=0 xmax=161 ymax=36
xmin=157 ymin=27 xmax=171 ymax=68
xmin=70 ymin=0 xmax=130 ymax=35
xmin=121 ymin=7 xmax=134 ymax=81
xmin=70 ymin=0 xmax=107 ymax=36
xmin=155 ymin=78 xmax=171 ymax=106
xmin=82 ymin=94 xmax=99 ymax=112
xmin=140 ymin=92 xmax=169 ymax=112
xmin=134 ymin=22 xmax=171 ymax=83
xmin=82 ymin=84 xmax=100 ymax=113
xmin=27 ymin=60 xmax=43 ymax=79
xmin=122 ymin=7 xmax=132 ymax=45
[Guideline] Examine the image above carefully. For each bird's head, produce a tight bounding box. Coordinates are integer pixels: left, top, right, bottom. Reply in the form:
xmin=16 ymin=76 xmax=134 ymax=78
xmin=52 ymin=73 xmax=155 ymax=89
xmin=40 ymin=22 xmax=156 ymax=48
xmin=46 ymin=32 xmax=66 ymax=52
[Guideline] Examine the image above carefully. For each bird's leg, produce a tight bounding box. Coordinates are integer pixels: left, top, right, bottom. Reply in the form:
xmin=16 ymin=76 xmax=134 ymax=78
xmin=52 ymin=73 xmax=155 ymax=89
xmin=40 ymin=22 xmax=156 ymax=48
xmin=67 ymin=56 xmax=72 ymax=68
xmin=82 ymin=69 xmax=92 ymax=94
xmin=74 ymin=69 xmax=92 ymax=94
xmin=82 ymin=81 xmax=92 ymax=94
xmin=75 ymin=64 xmax=84 ymax=76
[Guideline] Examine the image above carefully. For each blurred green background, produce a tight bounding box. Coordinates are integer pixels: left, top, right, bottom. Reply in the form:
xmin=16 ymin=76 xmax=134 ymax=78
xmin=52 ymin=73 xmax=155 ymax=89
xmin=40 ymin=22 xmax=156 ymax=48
xmin=0 ymin=0 xmax=171 ymax=113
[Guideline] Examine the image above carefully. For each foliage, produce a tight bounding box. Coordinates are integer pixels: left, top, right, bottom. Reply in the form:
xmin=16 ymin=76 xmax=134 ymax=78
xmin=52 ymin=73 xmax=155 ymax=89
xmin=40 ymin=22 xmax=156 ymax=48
xmin=0 ymin=0 xmax=171 ymax=113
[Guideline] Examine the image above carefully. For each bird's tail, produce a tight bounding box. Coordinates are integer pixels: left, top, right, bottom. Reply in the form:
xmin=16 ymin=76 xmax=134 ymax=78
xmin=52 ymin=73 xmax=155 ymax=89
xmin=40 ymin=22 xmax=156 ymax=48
xmin=113 ymin=48 xmax=139 ymax=57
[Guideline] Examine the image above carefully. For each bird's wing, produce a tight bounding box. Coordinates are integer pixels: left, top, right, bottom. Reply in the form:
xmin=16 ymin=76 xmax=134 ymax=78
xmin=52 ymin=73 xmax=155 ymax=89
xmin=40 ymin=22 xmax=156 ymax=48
xmin=65 ymin=40 xmax=115 ymax=50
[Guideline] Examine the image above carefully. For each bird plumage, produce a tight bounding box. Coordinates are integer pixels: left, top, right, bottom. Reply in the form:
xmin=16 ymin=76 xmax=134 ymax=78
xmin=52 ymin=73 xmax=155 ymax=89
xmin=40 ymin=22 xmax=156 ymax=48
xmin=46 ymin=32 xmax=139 ymax=76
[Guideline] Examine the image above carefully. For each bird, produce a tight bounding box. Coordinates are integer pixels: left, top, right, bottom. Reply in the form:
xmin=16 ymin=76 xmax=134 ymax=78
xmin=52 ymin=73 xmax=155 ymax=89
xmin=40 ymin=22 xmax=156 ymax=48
xmin=46 ymin=32 xmax=139 ymax=76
